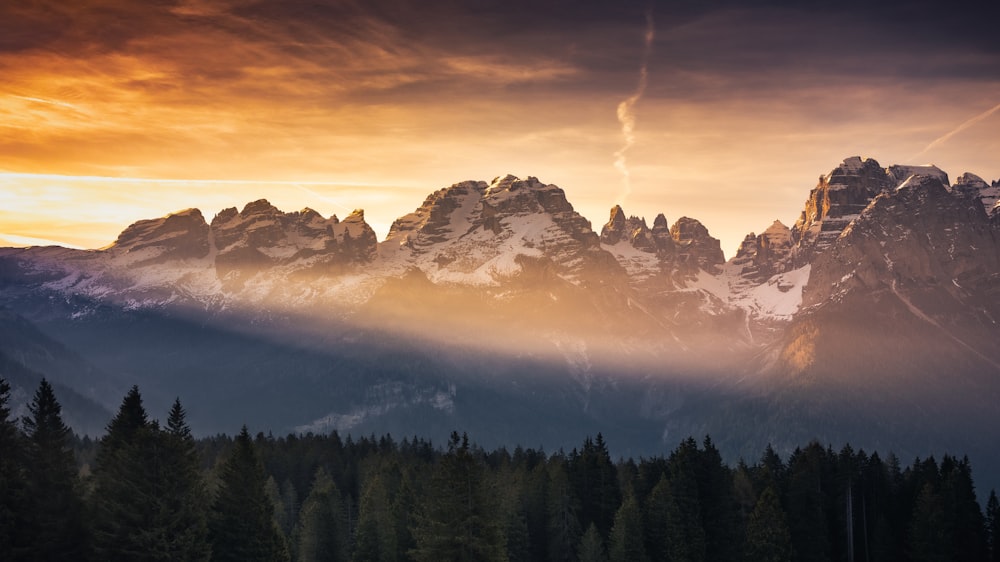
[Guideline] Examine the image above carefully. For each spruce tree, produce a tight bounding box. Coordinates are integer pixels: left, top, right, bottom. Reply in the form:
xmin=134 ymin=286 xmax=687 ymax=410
xmin=666 ymin=460 xmax=706 ymax=562
xmin=570 ymin=434 xmax=620 ymax=537
xmin=93 ymin=393 xmax=211 ymax=560
xmin=409 ymin=432 xmax=506 ymax=562
xmin=91 ymin=385 xmax=155 ymax=558
xmin=608 ymin=491 xmax=647 ymax=562
xmin=20 ymin=378 xmax=88 ymax=560
xmin=296 ymin=466 xmax=348 ymax=562
xmin=578 ymin=523 xmax=608 ymax=562
xmin=547 ymin=458 xmax=583 ymax=562
xmin=353 ymin=473 xmax=397 ymax=562
xmin=698 ymin=436 xmax=742 ymax=562
xmin=0 ymin=377 xmax=25 ymax=559
xmin=786 ymin=444 xmax=831 ymax=562
xmin=986 ymin=490 xmax=1000 ymax=562
xmin=644 ymin=473 xmax=671 ymax=560
xmin=943 ymin=456 xmax=987 ymax=560
xmin=210 ymin=426 xmax=290 ymax=562
xmin=907 ymin=483 xmax=951 ymax=562
xmin=745 ymin=486 xmax=793 ymax=562
xmin=160 ymin=398 xmax=211 ymax=560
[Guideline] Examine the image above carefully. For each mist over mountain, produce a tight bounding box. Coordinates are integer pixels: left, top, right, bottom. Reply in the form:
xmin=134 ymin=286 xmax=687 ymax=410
xmin=2 ymin=156 xmax=999 ymax=487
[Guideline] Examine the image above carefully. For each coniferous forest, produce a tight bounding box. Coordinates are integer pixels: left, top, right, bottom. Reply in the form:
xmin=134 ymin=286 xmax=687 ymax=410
xmin=2 ymin=378 xmax=1000 ymax=562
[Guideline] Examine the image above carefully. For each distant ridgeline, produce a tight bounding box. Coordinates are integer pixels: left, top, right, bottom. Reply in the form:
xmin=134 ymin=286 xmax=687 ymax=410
xmin=3 ymin=379 xmax=999 ymax=561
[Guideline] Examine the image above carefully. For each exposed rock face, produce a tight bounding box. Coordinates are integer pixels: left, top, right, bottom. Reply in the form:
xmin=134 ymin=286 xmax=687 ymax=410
xmin=670 ymin=217 xmax=725 ymax=272
xmin=109 ymin=208 xmax=210 ymax=264
xmin=804 ymin=174 xmax=1000 ymax=307
xmin=600 ymin=206 xmax=675 ymax=257
xmin=211 ymin=200 xmax=376 ymax=279
xmin=383 ymin=175 xmax=624 ymax=287
xmin=791 ymin=156 xmax=897 ymax=261
xmin=600 ymin=205 xmax=653 ymax=250
xmin=953 ymin=173 xmax=1000 ymax=219
xmin=730 ymin=220 xmax=793 ymax=281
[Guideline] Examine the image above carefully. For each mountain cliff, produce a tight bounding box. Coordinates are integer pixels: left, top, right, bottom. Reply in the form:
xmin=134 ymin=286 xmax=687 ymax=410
xmin=1 ymin=156 xmax=998 ymax=481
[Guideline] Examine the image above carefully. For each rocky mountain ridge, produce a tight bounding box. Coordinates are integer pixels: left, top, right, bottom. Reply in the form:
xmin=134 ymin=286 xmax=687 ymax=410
xmin=2 ymin=156 xmax=998 ymax=343
xmin=1 ymin=156 xmax=999 ymax=472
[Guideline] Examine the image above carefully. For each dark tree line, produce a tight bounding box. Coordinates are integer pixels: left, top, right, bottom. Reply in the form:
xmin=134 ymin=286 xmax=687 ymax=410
xmin=2 ymin=377 xmax=1000 ymax=561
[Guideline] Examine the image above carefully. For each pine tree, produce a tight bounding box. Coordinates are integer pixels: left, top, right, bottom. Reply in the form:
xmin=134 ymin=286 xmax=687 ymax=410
xmin=667 ymin=455 xmax=706 ymax=562
xmin=745 ymin=486 xmax=793 ymax=562
xmin=93 ymin=395 xmax=211 ymax=560
xmin=578 ymin=523 xmax=608 ymax=562
xmin=786 ymin=444 xmax=831 ymax=562
xmin=296 ymin=466 xmax=348 ymax=562
xmin=570 ymin=434 xmax=620 ymax=537
xmin=160 ymin=398 xmax=211 ymax=560
xmin=608 ymin=491 xmax=647 ymax=562
xmin=20 ymin=378 xmax=88 ymax=560
xmin=907 ymin=483 xmax=951 ymax=562
xmin=409 ymin=432 xmax=506 ymax=562
xmin=644 ymin=473 xmax=671 ymax=560
xmin=943 ymin=456 xmax=987 ymax=561
xmin=0 ymin=377 xmax=25 ymax=559
xmin=986 ymin=490 xmax=1000 ymax=562
xmin=91 ymin=385 xmax=158 ymax=559
xmin=353 ymin=472 xmax=396 ymax=562
xmin=391 ymin=470 xmax=417 ymax=559
xmin=210 ymin=426 xmax=290 ymax=562
xmin=698 ymin=436 xmax=742 ymax=562
xmin=102 ymin=385 xmax=149 ymax=453
xmin=547 ymin=458 xmax=583 ymax=562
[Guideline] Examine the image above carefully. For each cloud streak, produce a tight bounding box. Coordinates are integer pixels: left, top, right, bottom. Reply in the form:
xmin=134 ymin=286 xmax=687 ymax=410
xmin=613 ymin=9 xmax=655 ymax=205
xmin=910 ymin=101 xmax=1000 ymax=160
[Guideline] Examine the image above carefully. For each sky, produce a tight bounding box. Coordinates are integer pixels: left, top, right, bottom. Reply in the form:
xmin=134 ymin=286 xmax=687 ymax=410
xmin=1 ymin=0 xmax=998 ymax=256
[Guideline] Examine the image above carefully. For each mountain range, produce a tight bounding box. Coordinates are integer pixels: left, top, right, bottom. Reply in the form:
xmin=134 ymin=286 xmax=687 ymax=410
xmin=2 ymin=156 xmax=999 ymax=484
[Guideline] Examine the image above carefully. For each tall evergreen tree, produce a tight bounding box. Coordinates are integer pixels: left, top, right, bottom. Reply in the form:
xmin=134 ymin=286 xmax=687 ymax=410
xmin=608 ymin=491 xmax=647 ymax=562
xmin=698 ymin=437 xmax=742 ymax=562
xmin=92 ymin=386 xmax=160 ymax=559
xmin=786 ymin=444 xmax=831 ymax=562
xmin=907 ymin=483 xmax=952 ymax=562
xmin=210 ymin=426 xmax=290 ymax=562
xmin=353 ymin=472 xmax=397 ymax=562
xmin=547 ymin=458 xmax=583 ymax=562
xmin=0 ymin=377 xmax=25 ymax=559
xmin=160 ymin=398 xmax=211 ymax=560
xmin=986 ymin=490 xmax=1000 ymax=562
xmin=745 ymin=486 xmax=793 ymax=562
xmin=578 ymin=523 xmax=608 ymax=562
xmin=296 ymin=467 xmax=349 ymax=562
xmin=570 ymin=434 xmax=620 ymax=537
xmin=409 ymin=432 xmax=506 ymax=562
xmin=101 ymin=385 xmax=149 ymax=453
xmin=20 ymin=378 xmax=88 ymax=560
xmin=391 ymin=469 xmax=418 ymax=560
xmin=943 ymin=456 xmax=987 ymax=561
xmin=644 ymin=473 xmax=672 ymax=560
xmin=94 ymin=394 xmax=210 ymax=560
xmin=667 ymin=440 xmax=706 ymax=562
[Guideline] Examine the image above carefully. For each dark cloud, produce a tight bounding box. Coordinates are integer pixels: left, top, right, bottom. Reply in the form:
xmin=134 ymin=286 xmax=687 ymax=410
xmin=4 ymin=0 xmax=993 ymax=109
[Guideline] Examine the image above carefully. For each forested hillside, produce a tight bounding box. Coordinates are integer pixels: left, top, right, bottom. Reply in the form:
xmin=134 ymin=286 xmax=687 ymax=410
xmin=2 ymin=378 xmax=998 ymax=561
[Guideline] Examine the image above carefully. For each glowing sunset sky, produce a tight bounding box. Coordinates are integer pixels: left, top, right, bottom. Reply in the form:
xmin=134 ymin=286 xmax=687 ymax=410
xmin=2 ymin=0 xmax=998 ymax=255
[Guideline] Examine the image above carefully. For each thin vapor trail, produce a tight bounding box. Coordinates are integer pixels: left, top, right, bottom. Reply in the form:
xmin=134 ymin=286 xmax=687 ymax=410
xmin=910 ymin=102 xmax=1000 ymax=160
xmin=614 ymin=10 xmax=655 ymax=204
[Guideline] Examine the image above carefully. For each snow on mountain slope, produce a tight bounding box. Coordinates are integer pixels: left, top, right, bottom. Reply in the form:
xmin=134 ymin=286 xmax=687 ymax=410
xmin=2 ymin=158 xmax=998 ymax=344
xmin=381 ymin=175 xmax=623 ymax=287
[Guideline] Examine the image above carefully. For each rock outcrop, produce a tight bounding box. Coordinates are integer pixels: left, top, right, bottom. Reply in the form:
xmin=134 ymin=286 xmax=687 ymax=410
xmin=383 ymin=175 xmax=624 ymax=287
xmin=109 ymin=208 xmax=210 ymax=264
